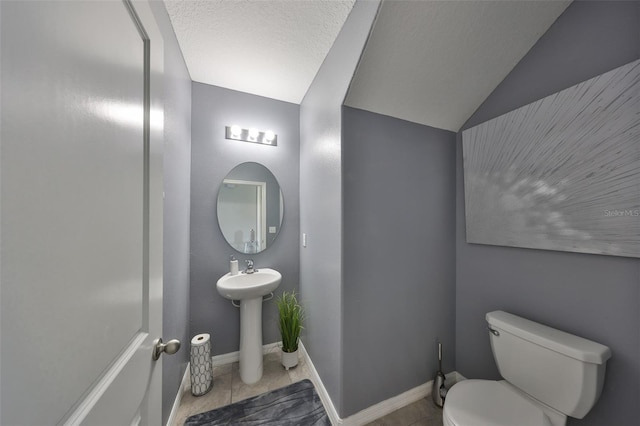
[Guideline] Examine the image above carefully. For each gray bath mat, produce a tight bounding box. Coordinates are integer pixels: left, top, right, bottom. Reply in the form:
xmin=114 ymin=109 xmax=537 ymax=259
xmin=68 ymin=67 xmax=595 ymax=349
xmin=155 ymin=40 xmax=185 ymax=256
xmin=184 ymin=379 xmax=330 ymax=425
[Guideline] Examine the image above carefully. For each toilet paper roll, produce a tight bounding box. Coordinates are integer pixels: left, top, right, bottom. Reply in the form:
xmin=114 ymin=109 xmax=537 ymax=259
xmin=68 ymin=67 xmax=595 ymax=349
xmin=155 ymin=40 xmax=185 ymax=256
xmin=190 ymin=333 xmax=213 ymax=396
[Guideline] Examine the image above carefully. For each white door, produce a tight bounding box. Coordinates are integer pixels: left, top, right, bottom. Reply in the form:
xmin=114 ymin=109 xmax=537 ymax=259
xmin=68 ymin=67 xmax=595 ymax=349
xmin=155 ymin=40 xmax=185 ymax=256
xmin=0 ymin=1 xmax=166 ymax=425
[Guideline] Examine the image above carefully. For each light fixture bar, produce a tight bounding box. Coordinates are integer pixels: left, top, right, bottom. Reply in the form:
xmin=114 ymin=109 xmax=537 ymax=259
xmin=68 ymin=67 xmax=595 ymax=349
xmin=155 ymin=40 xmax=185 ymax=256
xmin=225 ymin=125 xmax=278 ymax=146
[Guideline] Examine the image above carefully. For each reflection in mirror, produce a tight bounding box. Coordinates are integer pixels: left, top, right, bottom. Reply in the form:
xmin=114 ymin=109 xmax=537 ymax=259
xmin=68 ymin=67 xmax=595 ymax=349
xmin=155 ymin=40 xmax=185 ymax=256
xmin=217 ymin=162 xmax=284 ymax=254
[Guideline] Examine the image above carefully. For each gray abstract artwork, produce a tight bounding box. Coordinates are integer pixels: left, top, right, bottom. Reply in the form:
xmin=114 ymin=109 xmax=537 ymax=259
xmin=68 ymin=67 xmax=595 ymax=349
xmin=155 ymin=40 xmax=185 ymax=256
xmin=463 ymin=59 xmax=640 ymax=258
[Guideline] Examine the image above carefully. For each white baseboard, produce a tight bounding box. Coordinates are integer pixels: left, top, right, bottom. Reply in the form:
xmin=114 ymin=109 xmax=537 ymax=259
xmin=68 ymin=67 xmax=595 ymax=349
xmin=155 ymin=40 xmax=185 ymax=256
xmin=298 ymin=341 xmax=342 ymax=425
xmin=210 ymin=341 xmax=282 ymax=366
xmin=342 ymin=371 xmax=459 ymax=426
xmin=299 ymin=341 xmax=464 ymax=426
xmin=166 ymin=365 xmax=190 ymax=426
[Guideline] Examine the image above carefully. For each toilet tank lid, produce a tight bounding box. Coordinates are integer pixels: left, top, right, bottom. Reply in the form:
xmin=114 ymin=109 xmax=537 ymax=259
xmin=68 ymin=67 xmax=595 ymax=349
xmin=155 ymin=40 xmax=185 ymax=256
xmin=486 ymin=311 xmax=612 ymax=364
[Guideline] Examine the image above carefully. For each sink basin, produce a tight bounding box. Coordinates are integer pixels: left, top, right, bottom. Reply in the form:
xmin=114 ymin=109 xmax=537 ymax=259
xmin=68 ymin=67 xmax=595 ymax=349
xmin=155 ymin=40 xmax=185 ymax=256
xmin=216 ymin=268 xmax=281 ymax=300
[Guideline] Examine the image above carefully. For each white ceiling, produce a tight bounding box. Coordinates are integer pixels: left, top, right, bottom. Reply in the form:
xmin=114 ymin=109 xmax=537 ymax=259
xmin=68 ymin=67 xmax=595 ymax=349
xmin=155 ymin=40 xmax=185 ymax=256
xmin=164 ymin=0 xmax=356 ymax=104
xmin=164 ymin=0 xmax=571 ymax=131
xmin=345 ymin=0 xmax=571 ymax=131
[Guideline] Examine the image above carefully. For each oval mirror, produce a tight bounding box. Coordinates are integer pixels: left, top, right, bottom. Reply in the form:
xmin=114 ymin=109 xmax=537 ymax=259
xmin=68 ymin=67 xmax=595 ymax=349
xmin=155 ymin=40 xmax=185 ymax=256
xmin=217 ymin=162 xmax=284 ymax=254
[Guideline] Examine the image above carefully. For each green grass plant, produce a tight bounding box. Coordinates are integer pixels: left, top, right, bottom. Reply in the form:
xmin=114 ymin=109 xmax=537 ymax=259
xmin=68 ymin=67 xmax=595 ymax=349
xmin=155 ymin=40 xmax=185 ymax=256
xmin=276 ymin=291 xmax=304 ymax=353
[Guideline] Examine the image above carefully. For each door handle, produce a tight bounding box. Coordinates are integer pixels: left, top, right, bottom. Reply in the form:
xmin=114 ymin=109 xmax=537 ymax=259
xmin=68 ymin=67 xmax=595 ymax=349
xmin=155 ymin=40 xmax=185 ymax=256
xmin=152 ymin=338 xmax=181 ymax=360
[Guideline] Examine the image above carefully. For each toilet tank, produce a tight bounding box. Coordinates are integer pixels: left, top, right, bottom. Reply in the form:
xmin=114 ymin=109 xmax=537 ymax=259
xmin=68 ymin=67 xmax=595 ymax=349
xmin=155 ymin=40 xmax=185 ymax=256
xmin=486 ymin=311 xmax=611 ymax=419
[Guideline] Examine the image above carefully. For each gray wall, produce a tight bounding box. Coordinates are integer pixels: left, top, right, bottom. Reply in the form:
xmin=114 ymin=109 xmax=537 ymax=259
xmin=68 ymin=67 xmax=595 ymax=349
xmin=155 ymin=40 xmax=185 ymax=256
xmin=342 ymin=107 xmax=456 ymax=416
xmin=455 ymin=1 xmax=640 ymax=425
xmin=299 ymin=0 xmax=380 ymax=416
xmin=148 ymin=2 xmax=192 ymax=424
xmin=190 ymin=83 xmax=300 ymax=355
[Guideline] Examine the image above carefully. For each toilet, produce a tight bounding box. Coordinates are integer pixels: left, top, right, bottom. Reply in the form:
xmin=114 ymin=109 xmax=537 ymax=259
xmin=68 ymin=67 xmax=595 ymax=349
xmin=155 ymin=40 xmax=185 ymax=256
xmin=443 ymin=311 xmax=611 ymax=426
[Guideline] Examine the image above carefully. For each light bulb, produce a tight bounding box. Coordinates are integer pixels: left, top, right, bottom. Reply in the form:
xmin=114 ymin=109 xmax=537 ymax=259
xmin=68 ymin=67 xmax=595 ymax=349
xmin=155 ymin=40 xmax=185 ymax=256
xmin=264 ymin=130 xmax=275 ymax=143
xmin=248 ymin=128 xmax=259 ymax=140
xmin=230 ymin=125 xmax=242 ymax=139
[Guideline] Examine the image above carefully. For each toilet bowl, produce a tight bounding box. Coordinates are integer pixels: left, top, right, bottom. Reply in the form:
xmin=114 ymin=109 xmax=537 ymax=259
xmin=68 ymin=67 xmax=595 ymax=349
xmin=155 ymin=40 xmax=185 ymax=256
xmin=443 ymin=311 xmax=611 ymax=426
xmin=443 ymin=380 xmax=564 ymax=426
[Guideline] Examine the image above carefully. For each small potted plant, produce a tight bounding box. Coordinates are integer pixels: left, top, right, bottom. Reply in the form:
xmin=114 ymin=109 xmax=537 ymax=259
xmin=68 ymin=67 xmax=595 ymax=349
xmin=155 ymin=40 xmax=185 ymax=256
xmin=276 ymin=291 xmax=304 ymax=370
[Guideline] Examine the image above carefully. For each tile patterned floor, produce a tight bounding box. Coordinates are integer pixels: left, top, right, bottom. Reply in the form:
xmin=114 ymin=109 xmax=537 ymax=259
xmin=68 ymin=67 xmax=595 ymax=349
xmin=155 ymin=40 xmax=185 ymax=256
xmin=172 ymin=349 xmax=311 ymax=426
xmin=172 ymin=349 xmax=443 ymax=426
xmin=363 ymin=398 xmax=444 ymax=426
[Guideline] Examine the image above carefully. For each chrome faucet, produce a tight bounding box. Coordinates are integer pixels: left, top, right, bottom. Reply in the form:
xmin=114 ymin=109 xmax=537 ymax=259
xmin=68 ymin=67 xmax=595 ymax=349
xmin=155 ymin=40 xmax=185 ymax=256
xmin=244 ymin=259 xmax=257 ymax=274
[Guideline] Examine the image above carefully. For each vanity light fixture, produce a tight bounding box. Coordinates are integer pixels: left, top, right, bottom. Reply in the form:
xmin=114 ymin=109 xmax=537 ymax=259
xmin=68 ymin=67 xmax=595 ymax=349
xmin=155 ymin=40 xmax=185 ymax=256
xmin=225 ymin=125 xmax=278 ymax=146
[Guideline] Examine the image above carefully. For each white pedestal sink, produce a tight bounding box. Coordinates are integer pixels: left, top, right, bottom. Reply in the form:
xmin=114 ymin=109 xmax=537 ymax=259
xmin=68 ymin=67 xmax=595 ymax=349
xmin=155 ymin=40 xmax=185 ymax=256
xmin=216 ymin=268 xmax=281 ymax=384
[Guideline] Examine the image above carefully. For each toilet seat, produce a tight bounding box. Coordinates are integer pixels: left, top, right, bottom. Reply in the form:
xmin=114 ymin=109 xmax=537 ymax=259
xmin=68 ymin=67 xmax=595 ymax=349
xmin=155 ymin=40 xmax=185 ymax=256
xmin=443 ymin=380 xmax=553 ymax=426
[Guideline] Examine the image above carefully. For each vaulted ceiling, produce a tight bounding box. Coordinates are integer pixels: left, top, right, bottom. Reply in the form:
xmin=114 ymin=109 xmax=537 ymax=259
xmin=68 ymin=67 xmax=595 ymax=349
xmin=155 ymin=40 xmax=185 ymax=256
xmin=165 ymin=0 xmax=571 ymax=132
xmin=345 ymin=0 xmax=571 ymax=131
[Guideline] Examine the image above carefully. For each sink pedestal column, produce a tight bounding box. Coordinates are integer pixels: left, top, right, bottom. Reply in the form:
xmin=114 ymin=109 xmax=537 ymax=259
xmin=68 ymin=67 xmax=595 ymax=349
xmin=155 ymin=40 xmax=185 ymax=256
xmin=239 ymin=297 xmax=263 ymax=384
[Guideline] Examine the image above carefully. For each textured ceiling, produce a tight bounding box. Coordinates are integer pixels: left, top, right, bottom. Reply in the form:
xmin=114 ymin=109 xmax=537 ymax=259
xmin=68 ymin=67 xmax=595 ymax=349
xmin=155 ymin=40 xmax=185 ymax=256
xmin=164 ymin=0 xmax=356 ymax=104
xmin=345 ymin=0 xmax=571 ymax=131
